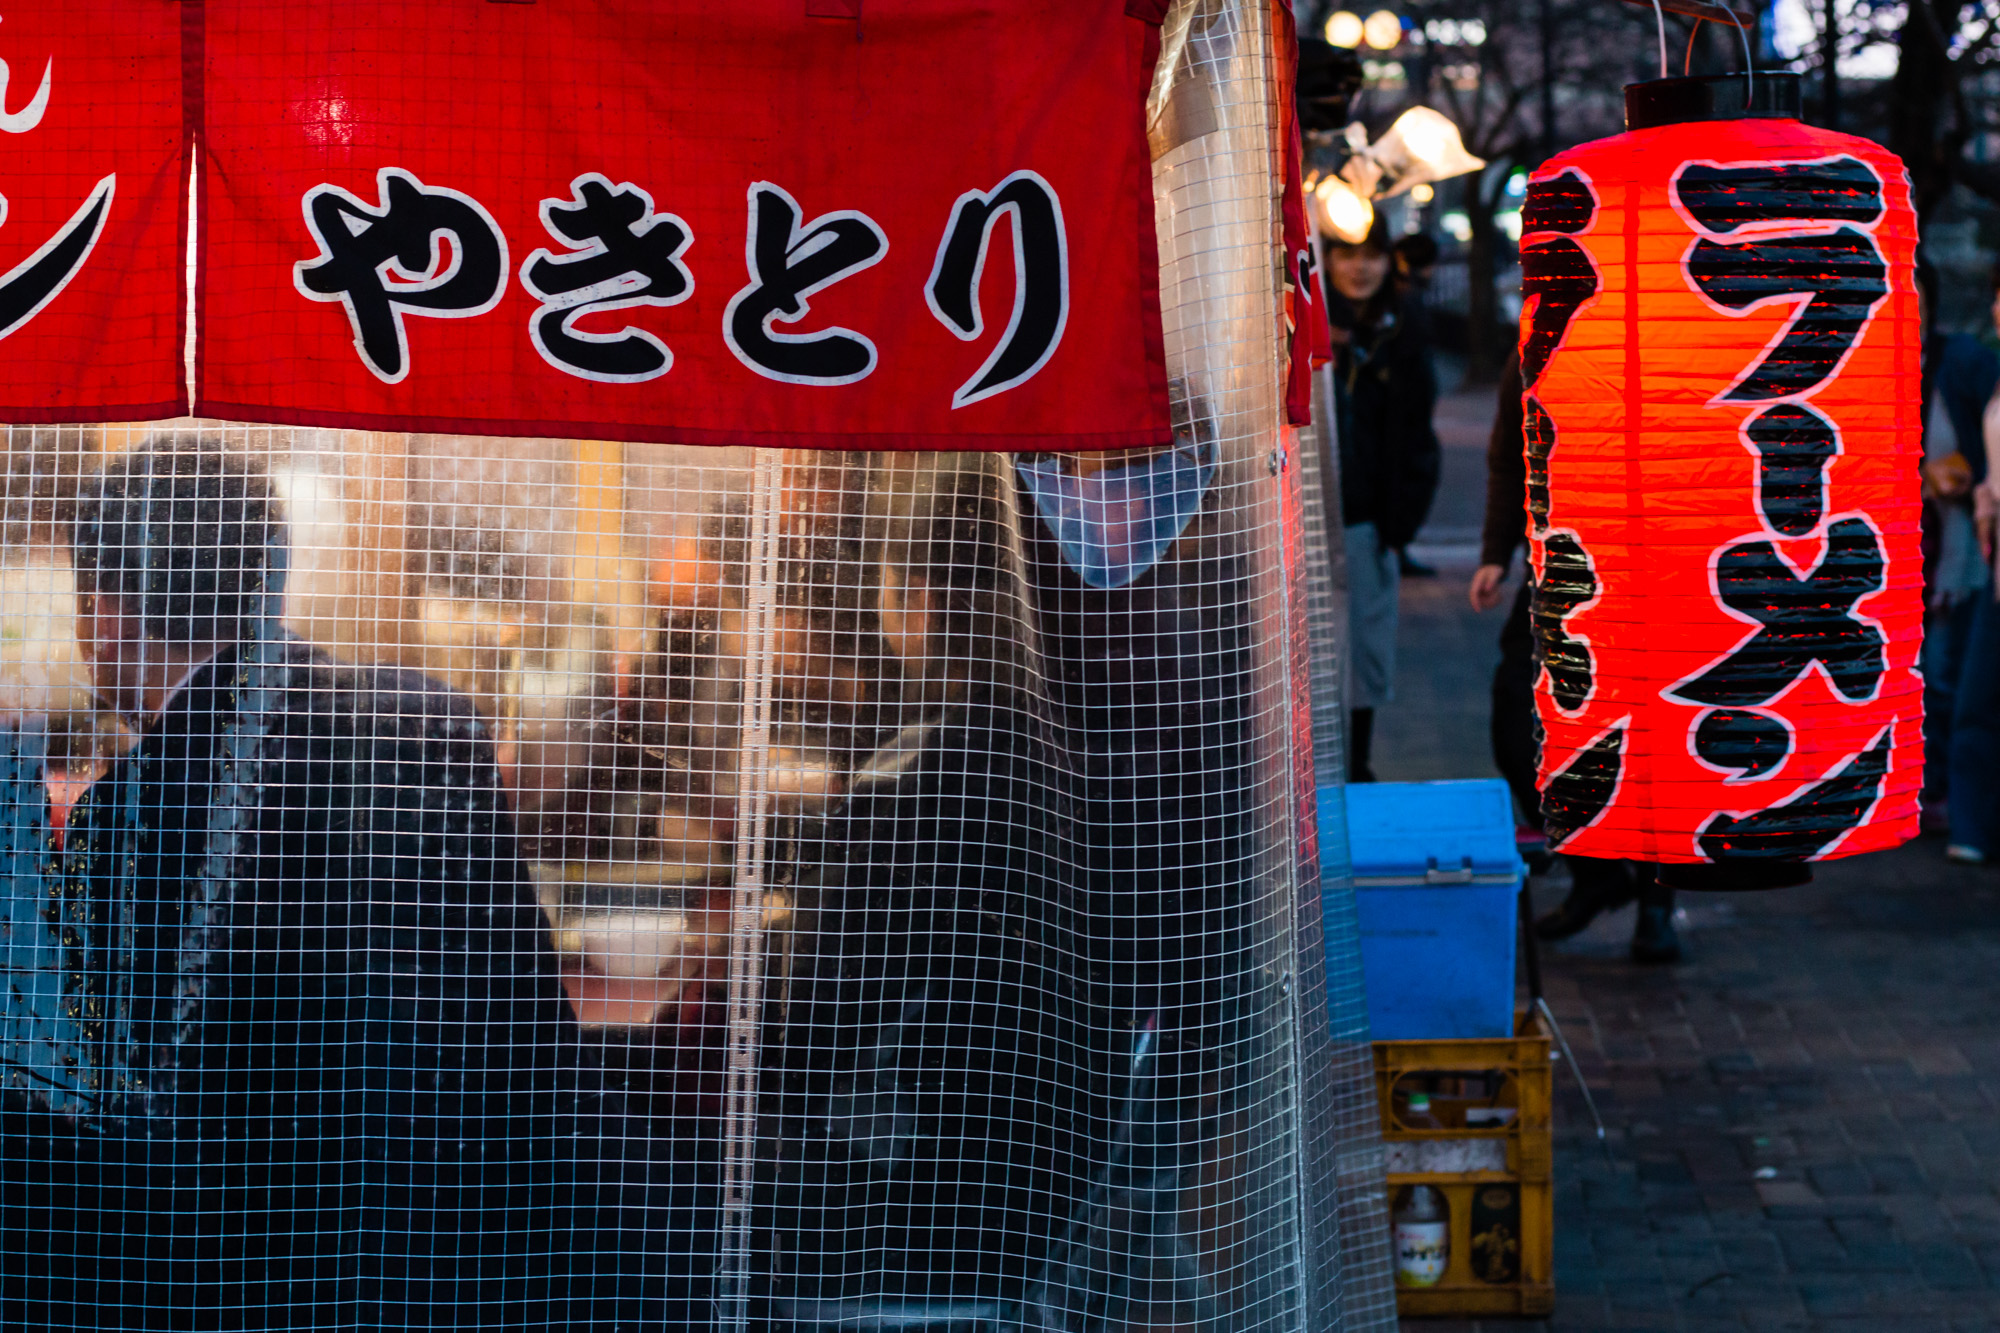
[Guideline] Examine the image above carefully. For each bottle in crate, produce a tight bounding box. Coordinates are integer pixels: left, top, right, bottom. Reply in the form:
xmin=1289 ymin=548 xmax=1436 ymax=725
xmin=1400 ymin=1088 xmax=1444 ymax=1129
xmin=1471 ymin=1183 xmax=1524 ymax=1284
xmin=1392 ymin=1183 xmax=1451 ymax=1289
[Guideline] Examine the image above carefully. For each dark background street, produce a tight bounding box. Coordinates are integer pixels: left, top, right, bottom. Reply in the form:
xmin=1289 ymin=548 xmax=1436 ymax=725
xmin=1383 ymin=386 xmax=2000 ymax=1331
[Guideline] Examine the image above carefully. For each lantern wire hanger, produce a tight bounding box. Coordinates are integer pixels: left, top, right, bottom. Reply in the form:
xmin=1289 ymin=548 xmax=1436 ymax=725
xmin=1683 ymin=12 xmax=1757 ymax=101
xmin=1619 ymin=0 xmax=1757 ymax=24
xmin=1618 ymin=0 xmax=1759 ymax=80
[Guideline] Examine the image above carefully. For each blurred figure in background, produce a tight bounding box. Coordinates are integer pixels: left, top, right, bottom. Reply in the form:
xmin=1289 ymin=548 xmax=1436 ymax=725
xmin=55 ymin=439 xmax=666 ymax=1328
xmin=1326 ymin=217 xmax=1440 ymax=781
xmin=1471 ymin=355 xmax=1679 ymax=963
xmin=765 ymin=465 xmax=1095 ymax=1322
xmin=1391 ymin=231 xmax=1440 ymax=318
xmin=1392 ymin=231 xmax=1444 ymax=580
xmin=1925 ymin=270 xmax=2000 ymax=864
xmin=1942 ymin=274 xmax=2000 ymax=866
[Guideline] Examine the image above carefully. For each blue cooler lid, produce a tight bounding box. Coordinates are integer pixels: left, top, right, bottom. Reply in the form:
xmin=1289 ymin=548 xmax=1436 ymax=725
xmin=1332 ymin=779 xmax=1523 ymax=884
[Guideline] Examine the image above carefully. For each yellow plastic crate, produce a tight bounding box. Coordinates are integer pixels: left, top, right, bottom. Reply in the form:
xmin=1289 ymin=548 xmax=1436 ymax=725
xmin=1373 ymin=1010 xmax=1555 ymax=1318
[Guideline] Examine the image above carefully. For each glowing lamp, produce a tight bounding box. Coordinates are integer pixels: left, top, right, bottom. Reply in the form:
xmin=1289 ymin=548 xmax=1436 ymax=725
xmin=1312 ymin=173 xmax=1375 ymax=245
xmin=1517 ymin=74 xmax=1922 ymax=887
xmin=1369 ymin=106 xmax=1485 ymax=198
xmin=1362 ymin=9 xmax=1403 ymax=50
xmin=1325 ymin=10 xmax=1364 ymax=47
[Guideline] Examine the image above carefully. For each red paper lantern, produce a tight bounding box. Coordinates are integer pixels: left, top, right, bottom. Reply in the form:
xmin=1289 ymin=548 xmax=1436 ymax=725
xmin=1518 ymin=75 xmax=1923 ymax=884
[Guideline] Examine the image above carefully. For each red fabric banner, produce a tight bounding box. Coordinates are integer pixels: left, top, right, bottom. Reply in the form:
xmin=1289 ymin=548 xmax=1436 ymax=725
xmin=1272 ymin=0 xmax=1329 ymax=429
xmin=0 ymin=1 xmax=187 ymax=422
xmin=1280 ymin=122 xmax=1332 ymax=429
xmin=195 ymin=0 xmax=1169 ymax=451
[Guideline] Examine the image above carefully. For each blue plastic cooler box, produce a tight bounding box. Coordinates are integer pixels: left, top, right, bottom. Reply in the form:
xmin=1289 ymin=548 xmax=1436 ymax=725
xmin=1323 ymin=779 xmax=1524 ymax=1040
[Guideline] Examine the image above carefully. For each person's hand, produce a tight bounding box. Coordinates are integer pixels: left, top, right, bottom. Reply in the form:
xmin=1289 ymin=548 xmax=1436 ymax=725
xmin=1469 ymin=562 xmax=1507 ymax=612
xmin=1923 ymin=451 xmax=1974 ymax=499
xmin=1976 ymin=482 xmax=1998 ymax=560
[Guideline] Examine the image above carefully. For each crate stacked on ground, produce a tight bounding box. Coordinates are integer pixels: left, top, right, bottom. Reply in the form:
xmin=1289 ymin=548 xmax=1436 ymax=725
xmin=1374 ymin=1011 xmax=1554 ymax=1318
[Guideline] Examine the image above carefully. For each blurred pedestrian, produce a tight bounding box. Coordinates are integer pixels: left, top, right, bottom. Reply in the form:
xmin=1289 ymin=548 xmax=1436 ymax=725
xmin=1923 ymin=271 xmax=2000 ymax=861
xmin=1326 ymin=217 xmax=1440 ymax=781
xmin=1393 ymin=231 xmax=1443 ymax=580
xmin=1392 ymin=231 xmax=1440 ymax=305
xmin=54 ymin=439 xmax=665 ymax=1327
xmin=1471 ymin=353 xmax=1679 ymax=962
xmin=1946 ymin=279 xmax=2000 ymax=866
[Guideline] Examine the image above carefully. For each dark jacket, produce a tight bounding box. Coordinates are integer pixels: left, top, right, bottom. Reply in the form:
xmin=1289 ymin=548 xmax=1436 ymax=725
xmin=764 ymin=478 xmax=1270 ymax=1328
xmin=43 ymin=635 xmax=676 ymax=1330
xmin=1930 ymin=332 xmax=1999 ymax=479
xmin=1481 ymin=354 xmax=1529 ymax=571
xmin=1330 ymin=289 xmax=1442 ymax=548
xmin=762 ymin=695 xmax=1098 ymax=1322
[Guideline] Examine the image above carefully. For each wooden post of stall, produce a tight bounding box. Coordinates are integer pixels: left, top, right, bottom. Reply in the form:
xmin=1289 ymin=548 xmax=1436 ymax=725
xmin=572 ymin=439 xmax=652 ymax=707
xmin=343 ymin=430 xmax=412 ymax=670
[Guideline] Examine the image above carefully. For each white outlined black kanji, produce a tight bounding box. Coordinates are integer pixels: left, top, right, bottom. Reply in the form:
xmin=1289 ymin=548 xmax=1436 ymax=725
xmin=925 ymin=170 xmax=1069 ymax=409
xmin=518 ymin=173 xmax=694 ymax=384
xmin=723 ymin=182 xmax=887 ymax=387
xmin=0 ymin=173 xmax=113 ymax=342
xmin=295 ymin=167 xmax=509 ymax=385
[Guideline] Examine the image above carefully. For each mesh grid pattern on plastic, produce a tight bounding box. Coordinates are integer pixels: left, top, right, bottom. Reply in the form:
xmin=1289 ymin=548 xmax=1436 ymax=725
xmin=0 ymin=1 xmax=1375 ymax=1328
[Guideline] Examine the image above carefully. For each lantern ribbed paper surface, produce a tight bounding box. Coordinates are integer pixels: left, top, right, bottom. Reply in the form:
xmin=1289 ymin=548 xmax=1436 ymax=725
xmin=1519 ymin=116 xmax=1922 ymax=867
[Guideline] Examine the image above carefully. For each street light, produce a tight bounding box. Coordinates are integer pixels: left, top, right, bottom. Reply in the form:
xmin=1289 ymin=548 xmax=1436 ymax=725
xmin=1325 ymin=10 xmax=1365 ymax=48
xmin=1310 ymin=105 xmax=1482 ymax=245
xmin=1362 ymin=9 xmax=1403 ymax=49
xmin=1312 ymin=173 xmax=1376 ymax=245
xmin=1427 ymin=17 xmax=1485 ymax=45
xmin=1366 ymin=105 xmax=1486 ymax=198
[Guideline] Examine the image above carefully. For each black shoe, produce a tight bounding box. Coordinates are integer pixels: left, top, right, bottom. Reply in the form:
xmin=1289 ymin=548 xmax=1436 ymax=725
xmin=1534 ymin=890 xmax=1612 ymax=940
xmin=1533 ymin=858 xmax=1635 ymax=940
xmin=1630 ymin=904 xmax=1682 ymax=963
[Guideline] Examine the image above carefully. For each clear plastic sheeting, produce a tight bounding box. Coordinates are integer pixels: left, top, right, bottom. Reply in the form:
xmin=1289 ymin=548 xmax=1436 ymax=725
xmin=1295 ymin=374 xmax=1399 ymax=1333
xmin=0 ymin=1 xmax=1373 ymax=1328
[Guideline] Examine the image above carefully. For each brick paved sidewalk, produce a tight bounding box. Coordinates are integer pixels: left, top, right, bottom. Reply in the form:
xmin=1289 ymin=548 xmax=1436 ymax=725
xmin=1382 ymin=388 xmax=2000 ymax=1331
xmin=1457 ymin=846 xmax=2000 ymax=1333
